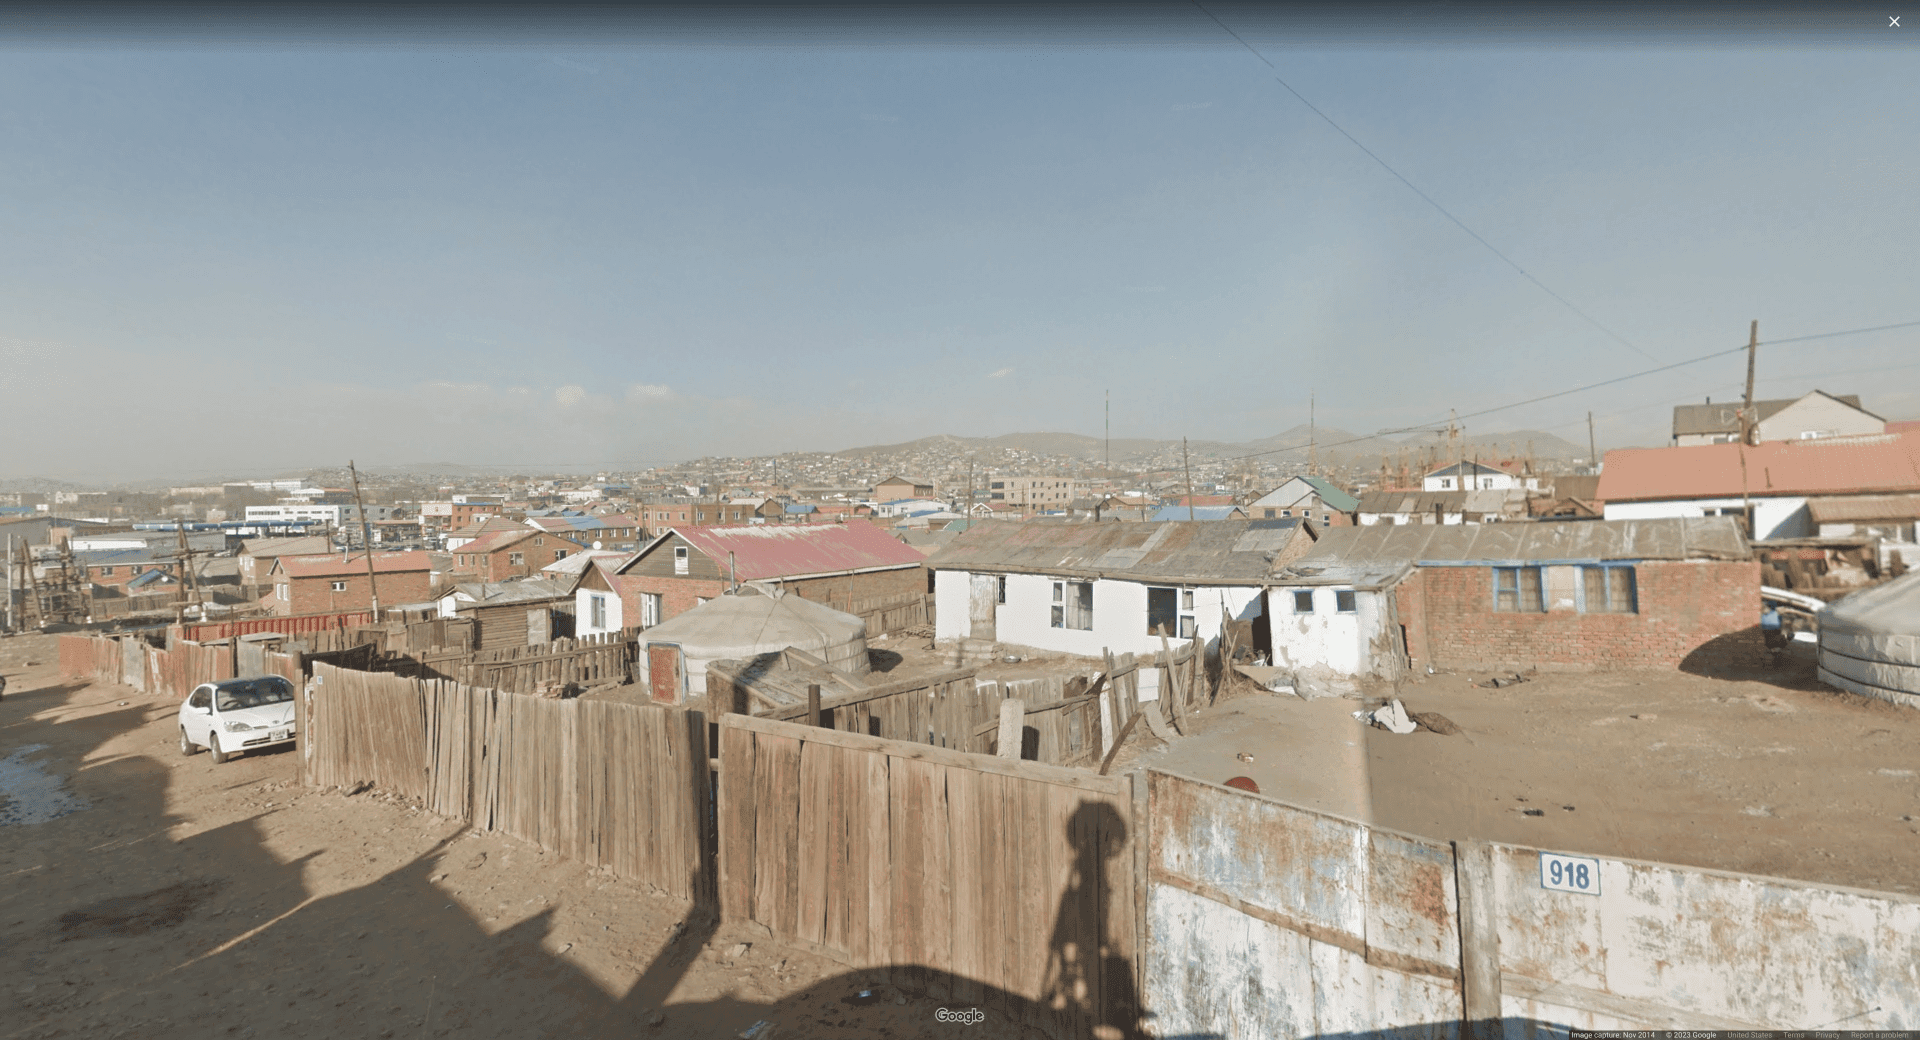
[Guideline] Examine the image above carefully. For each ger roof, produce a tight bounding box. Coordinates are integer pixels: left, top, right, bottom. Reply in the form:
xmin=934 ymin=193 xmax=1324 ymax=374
xmin=925 ymin=518 xmax=1306 ymax=586
xmin=621 ymin=522 xmax=926 ymax=581
xmin=1597 ymin=431 xmax=1920 ymax=502
xmin=1287 ymin=516 xmax=1751 ymax=570
xmin=273 ymin=550 xmax=435 ymax=578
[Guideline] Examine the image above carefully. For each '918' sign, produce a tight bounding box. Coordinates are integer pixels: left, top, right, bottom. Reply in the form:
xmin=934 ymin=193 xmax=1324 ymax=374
xmin=1539 ymin=852 xmax=1602 ymax=895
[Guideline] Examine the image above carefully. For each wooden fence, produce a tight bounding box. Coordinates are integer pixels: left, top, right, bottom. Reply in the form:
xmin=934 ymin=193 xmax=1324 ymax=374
xmin=718 ymin=712 xmax=1139 ymax=1040
xmin=300 ymin=662 xmax=711 ymax=904
xmin=59 ymin=633 xmax=236 ymax=700
xmin=181 ymin=609 xmax=375 ymax=643
xmin=451 ymin=632 xmax=635 ymax=694
xmin=849 ymin=592 xmax=935 ymax=637
xmin=754 ymin=667 xmax=990 ymax=748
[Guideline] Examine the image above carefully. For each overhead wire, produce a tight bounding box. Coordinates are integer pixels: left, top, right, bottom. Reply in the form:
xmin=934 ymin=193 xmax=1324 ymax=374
xmin=1192 ymin=1 xmax=1660 ymax=363
xmin=1222 ymin=318 xmax=1920 ymax=461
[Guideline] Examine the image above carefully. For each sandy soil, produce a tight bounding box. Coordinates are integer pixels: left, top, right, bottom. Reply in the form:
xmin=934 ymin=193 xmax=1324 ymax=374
xmin=1116 ymin=656 xmax=1920 ymax=896
xmin=0 ymin=634 xmax=1052 ymax=1040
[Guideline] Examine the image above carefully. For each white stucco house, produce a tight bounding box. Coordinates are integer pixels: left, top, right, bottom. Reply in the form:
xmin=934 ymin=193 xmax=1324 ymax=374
xmin=1422 ymin=461 xmax=1541 ymax=493
xmin=926 ymin=518 xmax=1318 ymax=660
xmin=1247 ymin=475 xmax=1361 ymax=524
xmin=1597 ymin=430 xmax=1920 ymax=541
xmin=1671 ymin=390 xmax=1883 ymax=447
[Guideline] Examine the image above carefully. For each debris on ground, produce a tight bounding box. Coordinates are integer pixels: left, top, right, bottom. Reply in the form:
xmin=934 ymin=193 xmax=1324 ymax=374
xmin=1235 ymin=751 xmax=1254 ymax=762
xmin=1353 ymin=699 xmax=1418 ymax=734
xmin=1478 ymin=673 xmax=1531 ymax=689
xmin=1407 ymin=711 xmax=1462 ymax=736
xmin=1522 ymin=808 xmax=1545 ymax=817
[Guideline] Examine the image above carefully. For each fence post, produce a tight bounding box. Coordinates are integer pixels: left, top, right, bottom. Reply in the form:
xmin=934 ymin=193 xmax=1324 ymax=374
xmin=1453 ymin=839 xmax=1502 ymax=1037
xmin=806 ymin=683 xmax=821 ymax=728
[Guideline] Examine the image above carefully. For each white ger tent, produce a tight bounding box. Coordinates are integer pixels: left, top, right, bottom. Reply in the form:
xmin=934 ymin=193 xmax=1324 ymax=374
xmin=637 ymin=585 xmax=870 ymax=703
xmin=1816 ymin=571 xmax=1920 ymax=709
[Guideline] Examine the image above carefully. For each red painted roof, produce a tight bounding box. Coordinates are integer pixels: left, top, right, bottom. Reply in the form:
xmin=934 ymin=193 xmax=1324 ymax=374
xmin=622 ymin=522 xmax=926 ymax=581
xmin=273 ymin=551 xmax=436 ymax=578
xmin=1596 ymin=431 xmax=1920 ymax=502
xmin=1888 ymin=419 xmax=1920 ymax=435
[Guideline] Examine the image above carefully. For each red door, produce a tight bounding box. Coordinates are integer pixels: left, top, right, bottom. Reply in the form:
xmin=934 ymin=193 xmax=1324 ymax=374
xmin=647 ymin=644 xmax=682 ymax=704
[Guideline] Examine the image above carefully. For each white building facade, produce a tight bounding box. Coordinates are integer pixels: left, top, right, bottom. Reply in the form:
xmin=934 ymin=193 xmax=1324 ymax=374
xmin=933 ymin=569 xmax=1263 ymax=659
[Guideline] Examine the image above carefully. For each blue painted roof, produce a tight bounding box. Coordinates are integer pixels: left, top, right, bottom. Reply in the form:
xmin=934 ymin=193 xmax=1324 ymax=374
xmin=1150 ymin=505 xmax=1244 ymax=522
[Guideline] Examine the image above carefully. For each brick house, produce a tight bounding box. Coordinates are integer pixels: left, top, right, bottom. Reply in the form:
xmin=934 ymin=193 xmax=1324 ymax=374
xmin=267 ymin=551 xmax=438 ymax=616
xmin=237 ymin=535 xmax=331 ymax=593
xmin=449 ymin=529 xmax=587 ymax=584
xmin=580 ymin=521 xmax=927 ymax=635
xmin=77 ymin=548 xmax=179 ymax=590
xmin=1265 ymin=517 xmax=1758 ymax=677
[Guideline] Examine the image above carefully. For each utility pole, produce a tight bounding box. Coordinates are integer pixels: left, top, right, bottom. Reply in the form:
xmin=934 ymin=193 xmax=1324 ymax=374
xmin=348 ymin=460 xmax=381 ymax=621
xmin=1105 ymin=389 xmax=1111 ymax=484
xmin=1308 ymin=391 xmax=1317 ymax=477
xmin=1737 ymin=320 xmax=1759 ymax=534
xmin=1182 ymin=438 xmax=1196 ymax=522
xmin=175 ymin=522 xmax=204 ymax=614
xmin=1587 ymin=412 xmax=1597 ymax=474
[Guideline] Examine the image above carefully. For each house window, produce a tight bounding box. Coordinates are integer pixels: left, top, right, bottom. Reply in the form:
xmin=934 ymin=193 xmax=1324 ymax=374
xmin=554 ymin=549 xmax=567 ymax=561
xmin=535 ymin=536 xmax=544 ymax=545
xmin=1280 ymin=509 xmax=1291 ymax=517
xmin=330 ymin=580 xmax=347 ymax=592
xmin=1051 ymin=580 xmax=1093 ymax=630
xmin=1580 ymin=565 xmax=1637 ymax=614
xmin=1292 ymin=590 xmax=1314 ymax=614
xmin=673 ymin=545 xmax=689 ymax=575
xmin=590 ymin=595 xmax=606 ymax=628
xmin=508 ymin=552 xmax=524 ymax=565
xmin=1440 ymin=478 xmax=1454 ymax=489
xmin=1493 ymin=567 xmax=1544 ymax=612
xmin=100 ymin=567 xmax=114 ymax=577
xmin=696 ymin=511 xmax=706 ymax=522
xmin=995 ymin=576 xmax=1007 ymax=604
xmin=1263 ymin=508 xmax=1276 ymax=519
xmin=1335 ymin=590 xmax=1357 ymax=613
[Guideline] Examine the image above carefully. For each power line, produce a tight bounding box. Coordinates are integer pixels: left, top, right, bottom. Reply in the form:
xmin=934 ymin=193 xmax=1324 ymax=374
xmin=1225 ymin=317 xmax=1920 ymax=462
xmin=1192 ymin=2 xmax=1658 ymax=363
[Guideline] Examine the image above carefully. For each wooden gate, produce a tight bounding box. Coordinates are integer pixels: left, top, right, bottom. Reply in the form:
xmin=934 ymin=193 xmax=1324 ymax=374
xmin=647 ymin=643 xmax=683 ymax=703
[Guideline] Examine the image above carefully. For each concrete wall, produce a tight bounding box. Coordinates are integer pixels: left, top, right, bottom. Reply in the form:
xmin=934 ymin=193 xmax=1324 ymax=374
xmin=1264 ymin=586 xmax=1397 ymax=676
xmin=1757 ymin=394 xmax=1884 ymax=442
xmin=574 ymin=586 xmax=625 ymax=637
xmin=1139 ymin=769 xmax=1920 ymax=1035
xmin=1144 ymin=770 xmax=1465 ymax=1038
xmin=1488 ymin=842 xmax=1920 ymax=1030
xmin=935 ymin=569 xmax=1262 ymax=658
xmin=1604 ymin=495 xmax=1811 ymax=539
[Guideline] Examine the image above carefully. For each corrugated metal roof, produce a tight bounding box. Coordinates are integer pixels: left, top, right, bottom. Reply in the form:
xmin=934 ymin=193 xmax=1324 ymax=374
xmin=924 ymin=519 xmax=1305 ymax=585
xmin=445 ymin=578 xmax=575 ymax=605
xmin=274 ymin=551 xmax=436 ymax=577
xmin=1298 ymin=476 xmax=1361 ymax=513
xmin=240 ymin=535 xmax=331 ymax=558
xmin=621 ymin=522 xmax=926 ymax=582
xmin=1672 ymin=397 xmax=1801 ymax=436
xmin=1289 ymin=516 xmax=1751 ymax=568
xmin=1149 ymin=505 xmax=1245 ymax=522
xmin=1355 ymin=489 xmax=1525 ymax=515
xmin=1805 ymin=494 xmax=1920 ymax=524
xmin=1598 ymin=431 xmax=1920 ymax=502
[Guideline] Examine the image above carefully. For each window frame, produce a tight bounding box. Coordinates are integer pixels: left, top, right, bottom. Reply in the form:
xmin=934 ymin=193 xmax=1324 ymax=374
xmin=1050 ymin=579 xmax=1094 ymax=631
xmin=1491 ymin=566 xmax=1545 ymax=613
xmin=1578 ymin=564 xmax=1638 ymax=614
xmin=330 ymin=580 xmax=348 ymax=592
xmin=1291 ymin=590 xmax=1314 ymax=614
xmin=1335 ymin=589 xmax=1357 ymax=613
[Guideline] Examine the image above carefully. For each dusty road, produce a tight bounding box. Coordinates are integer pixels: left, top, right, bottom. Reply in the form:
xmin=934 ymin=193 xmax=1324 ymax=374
xmin=0 ymin=635 xmax=1053 ymax=1040
xmin=1120 ymin=656 xmax=1920 ymax=896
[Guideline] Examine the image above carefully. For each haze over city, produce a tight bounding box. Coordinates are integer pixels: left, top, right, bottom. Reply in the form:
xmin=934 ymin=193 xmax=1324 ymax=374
xmin=2 ymin=5 xmax=1915 ymax=481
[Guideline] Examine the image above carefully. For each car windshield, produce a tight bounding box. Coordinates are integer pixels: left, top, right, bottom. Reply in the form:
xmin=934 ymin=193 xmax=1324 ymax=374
xmin=214 ymin=678 xmax=294 ymax=712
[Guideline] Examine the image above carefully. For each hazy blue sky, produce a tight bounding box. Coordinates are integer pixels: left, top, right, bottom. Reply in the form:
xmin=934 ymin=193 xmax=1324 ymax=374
xmin=3 ymin=10 xmax=1916 ymax=480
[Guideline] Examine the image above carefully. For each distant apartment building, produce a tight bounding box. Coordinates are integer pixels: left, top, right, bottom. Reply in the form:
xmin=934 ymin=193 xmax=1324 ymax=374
xmin=244 ymin=504 xmax=395 ymax=526
xmin=985 ymin=476 xmax=1088 ymax=510
xmin=417 ymin=498 xmax=506 ymax=538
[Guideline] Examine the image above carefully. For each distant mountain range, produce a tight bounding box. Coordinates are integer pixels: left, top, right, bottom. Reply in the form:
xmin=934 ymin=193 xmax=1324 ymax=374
xmin=832 ymin=426 xmax=1589 ymax=469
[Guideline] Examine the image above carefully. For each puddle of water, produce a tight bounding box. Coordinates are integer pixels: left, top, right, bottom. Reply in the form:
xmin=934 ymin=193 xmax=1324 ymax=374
xmin=0 ymin=743 xmax=91 ymax=826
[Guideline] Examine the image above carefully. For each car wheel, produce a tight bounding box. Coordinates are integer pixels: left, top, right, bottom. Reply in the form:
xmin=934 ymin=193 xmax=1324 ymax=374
xmin=179 ymin=727 xmax=199 ymax=756
xmin=208 ymin=733 xmax=230 ymax=764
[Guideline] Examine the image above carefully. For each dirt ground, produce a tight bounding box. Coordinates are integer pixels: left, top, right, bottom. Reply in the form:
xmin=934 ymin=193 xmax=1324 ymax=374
xmin=0 ymin=633 xmax=1053 ymax=1040
xmin=1117 ymin=654 xmax=1920 ymax=896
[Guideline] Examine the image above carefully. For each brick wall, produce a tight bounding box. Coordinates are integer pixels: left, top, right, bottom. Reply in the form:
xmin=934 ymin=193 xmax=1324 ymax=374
xmin=88 ymin=562 xmax=177 ymax=588
xmin=1402 ymin=559 xmax=1760 ymax=672
xmin=274 ymin=569 xmax=437 ymax=616
xmin=615 ymin=574 xmax=728 ymax=628
xmin=457 ymin=534 xmax=584 ymax=583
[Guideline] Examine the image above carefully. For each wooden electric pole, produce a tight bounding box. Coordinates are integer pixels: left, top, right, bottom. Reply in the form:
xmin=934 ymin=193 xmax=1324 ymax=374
xmin=348 ymin=460 xmax=381 ymax=620
xmin=1182 ymin=438 xmax=1196 ymax=522
xmin=1737 ymin=320 xmax=1759 ymax=533
xmin=1587 ymin=411 xmax=1597 ymax=473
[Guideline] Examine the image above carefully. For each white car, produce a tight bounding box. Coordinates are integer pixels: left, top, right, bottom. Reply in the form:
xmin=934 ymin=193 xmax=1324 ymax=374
xmin=178 ymin=676 xmax=298 ymax=764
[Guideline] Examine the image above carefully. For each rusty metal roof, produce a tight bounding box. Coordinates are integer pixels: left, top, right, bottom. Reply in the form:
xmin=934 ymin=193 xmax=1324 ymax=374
xmin=622 ymin=521 xmax=926 ymax=582
xmin=272 ymin=551 xmax=435 ymax=578
xmin=924 ymin=518 xmax=1308 ymax=585
xmin=1805 ymin=494 xmax=1920 ymax=524
xmin=1597 ymin=431 xmax=1920 ymax=502
xmin=1289 ymin=516 xmax=1751 ymax=568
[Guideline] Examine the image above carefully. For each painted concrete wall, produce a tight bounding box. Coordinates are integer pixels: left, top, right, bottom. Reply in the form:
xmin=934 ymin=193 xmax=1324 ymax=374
xmin=574 ymin=587 xmax=624 ymax=637
xmin=1490 ymin=842 xmax=1920 ymax=1030
xmin=1144 ymin=771 xmax=1464 ymax=1038
xmin=935 ymin=569 xmax=1262 ymax=658
xmin=1139 ymin=769 xmax=1920 ymax=1034
xmin=1264 ymin=586 xmax=1395 ymax=675
xmin=1758 ymin=394 xmax=1884 ymax=442
xmin=1604 ymin=495 xmax=1810 ymax=539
